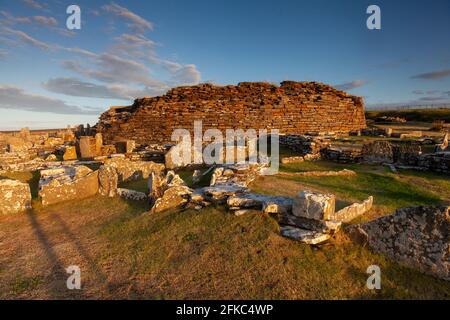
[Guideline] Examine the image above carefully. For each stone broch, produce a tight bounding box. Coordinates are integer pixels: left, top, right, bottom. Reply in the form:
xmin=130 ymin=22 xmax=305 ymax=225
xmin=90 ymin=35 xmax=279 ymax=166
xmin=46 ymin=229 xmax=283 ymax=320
xmin=97 ymin=81 xmax=366 ymax=145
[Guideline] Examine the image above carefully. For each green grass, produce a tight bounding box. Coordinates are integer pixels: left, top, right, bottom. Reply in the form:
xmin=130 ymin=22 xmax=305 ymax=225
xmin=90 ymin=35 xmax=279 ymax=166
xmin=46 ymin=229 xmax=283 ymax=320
xmin=119 ymin=179 xmax=149 ymax=193
xmin=96 ymin=205 xmax=450 ymax=299
xmin=366 ymin=108 xmax=450 ymax=123
xmin=1 ymin=163 xmax=449 ymax=299
xmin=251 ymin=160 xmax=449 ymax=219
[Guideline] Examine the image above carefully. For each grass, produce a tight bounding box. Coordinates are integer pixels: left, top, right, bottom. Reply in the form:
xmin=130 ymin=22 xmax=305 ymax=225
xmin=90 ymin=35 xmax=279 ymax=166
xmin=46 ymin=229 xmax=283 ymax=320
xmin=94 ymin=204 xmax=450 ymax=299
xmin=0 ymin=162 xmax=449 ymax=299
xmin=366 ymin=108 xmax=450 ymax=123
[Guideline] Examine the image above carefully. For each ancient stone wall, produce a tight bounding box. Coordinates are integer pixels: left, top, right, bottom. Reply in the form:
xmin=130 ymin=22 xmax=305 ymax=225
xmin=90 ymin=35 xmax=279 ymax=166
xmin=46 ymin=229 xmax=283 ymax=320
xmin=97 ymin=81 xmax=366 ymax=146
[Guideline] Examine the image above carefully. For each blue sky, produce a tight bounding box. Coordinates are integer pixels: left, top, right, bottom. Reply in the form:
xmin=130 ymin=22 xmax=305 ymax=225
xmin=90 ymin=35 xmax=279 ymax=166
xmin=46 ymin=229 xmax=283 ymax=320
xmin=0 ymin=0 xmax=450 ymax=130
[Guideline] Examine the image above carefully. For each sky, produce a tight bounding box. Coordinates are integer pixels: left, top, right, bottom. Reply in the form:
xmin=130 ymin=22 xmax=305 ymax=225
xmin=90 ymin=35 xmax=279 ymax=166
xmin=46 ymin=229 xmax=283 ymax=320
xmin=0 ymin=0 xmax=450 ymax=130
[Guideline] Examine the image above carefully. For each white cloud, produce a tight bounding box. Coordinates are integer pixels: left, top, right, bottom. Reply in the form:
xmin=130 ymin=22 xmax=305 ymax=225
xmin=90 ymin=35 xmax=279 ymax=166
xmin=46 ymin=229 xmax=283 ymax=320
xmin=171 ymin=64 xmax=201 ymax=85
xmin=0 ymin=84 xmax=101 ymax=115
xmin=102 ymin=2 xmax=153 ymax=33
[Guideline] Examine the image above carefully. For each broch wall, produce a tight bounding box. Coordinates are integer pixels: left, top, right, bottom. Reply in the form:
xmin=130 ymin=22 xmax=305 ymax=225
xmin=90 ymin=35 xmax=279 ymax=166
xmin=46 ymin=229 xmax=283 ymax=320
xmin=97 ymin=81 xmax=366 ymax=146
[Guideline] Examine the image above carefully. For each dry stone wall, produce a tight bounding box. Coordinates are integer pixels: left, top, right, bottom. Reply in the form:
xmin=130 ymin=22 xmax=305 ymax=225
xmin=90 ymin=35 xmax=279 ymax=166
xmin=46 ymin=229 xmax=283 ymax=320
xmin=97 ymin=81 xmax=366 ymax=146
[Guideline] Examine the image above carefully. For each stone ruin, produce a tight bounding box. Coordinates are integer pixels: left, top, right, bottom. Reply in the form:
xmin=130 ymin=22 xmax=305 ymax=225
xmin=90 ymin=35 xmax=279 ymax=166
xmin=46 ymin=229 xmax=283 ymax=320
xmin=350 ymin=205 xmax=449 ymax=281
xmin=96 ymin=81 xmax=366 ymax=146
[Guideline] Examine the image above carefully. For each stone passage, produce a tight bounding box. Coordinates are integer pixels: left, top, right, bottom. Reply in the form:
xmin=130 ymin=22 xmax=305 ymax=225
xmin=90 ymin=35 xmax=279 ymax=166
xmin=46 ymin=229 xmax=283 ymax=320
xmin=97 ymin=81 xmax=366 ymax=146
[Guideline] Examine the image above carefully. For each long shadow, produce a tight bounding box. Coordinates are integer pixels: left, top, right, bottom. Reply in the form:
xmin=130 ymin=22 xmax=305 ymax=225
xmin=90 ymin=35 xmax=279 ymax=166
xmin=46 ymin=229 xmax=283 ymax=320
xmin=25 ymin=209 xmax=70 ymax=299
xmin=50 ymin=213 xmax=113 ymax=297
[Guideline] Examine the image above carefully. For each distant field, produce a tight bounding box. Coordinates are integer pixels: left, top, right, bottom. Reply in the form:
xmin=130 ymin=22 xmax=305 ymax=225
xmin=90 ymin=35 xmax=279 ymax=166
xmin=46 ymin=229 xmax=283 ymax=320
xmin=366 ymin=108 xmax=450 ymax=123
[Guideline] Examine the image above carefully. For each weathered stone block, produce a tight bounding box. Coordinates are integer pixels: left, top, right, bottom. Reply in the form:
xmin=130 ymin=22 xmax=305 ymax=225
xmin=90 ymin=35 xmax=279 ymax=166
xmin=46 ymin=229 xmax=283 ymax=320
xmin=330 ymin=196 xmax=373 ymax=223
xmin=39 ymin=165 xmax=99 ymax=206
xmin=292 ymin=190 xmax=335 ymax=220
xmin=98 ymin=165 xmax=118 ymax=197
xmin=63 ymin=146 xmax=78 ymax=161
xmin=0 ymin=179 xmax=32 ymax=214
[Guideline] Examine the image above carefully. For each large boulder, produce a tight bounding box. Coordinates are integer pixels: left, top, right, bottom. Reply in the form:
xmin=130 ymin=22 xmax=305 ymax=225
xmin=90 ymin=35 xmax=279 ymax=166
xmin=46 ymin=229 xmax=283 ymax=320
xmin=350 ymin=205 xmax=449 ymax=281
xmin=0 ymin=179 xmax=32 ymax=214
xmin=292 ymin=191 xmax=335 ymax=220
xmin=98 ymin=165 xmax=118 ymax=197
xmin=38 ymin=165 xmax=99 ymax=206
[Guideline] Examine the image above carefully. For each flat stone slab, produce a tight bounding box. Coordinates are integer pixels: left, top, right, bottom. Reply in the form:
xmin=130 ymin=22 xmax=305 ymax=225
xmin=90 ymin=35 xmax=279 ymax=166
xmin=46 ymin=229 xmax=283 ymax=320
xmin=227 ymin=193 xmax=293 ymax=214
xmin=117 ymin=188 xmax=148 ymax=201
xmin=279 ymin=214 xmax=341 ymax=233
xmin=292 ymin=190 xmax=335 ymax=221
xmin=330 ymin=196 xmax=373 ymax=223
xmin=202 ymin=184 xmax=248 ymax=202
xmin=280 ymin=226 xmax=331 ymax=245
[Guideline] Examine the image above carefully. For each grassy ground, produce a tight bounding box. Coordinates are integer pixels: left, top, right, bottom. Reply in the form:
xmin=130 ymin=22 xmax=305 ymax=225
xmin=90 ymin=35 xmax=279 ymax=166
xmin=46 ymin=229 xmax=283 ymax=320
xmin=0 ymin=161 xmax=449 ymax=299
xmin=366 ymin=108 xmax=450 ymax=123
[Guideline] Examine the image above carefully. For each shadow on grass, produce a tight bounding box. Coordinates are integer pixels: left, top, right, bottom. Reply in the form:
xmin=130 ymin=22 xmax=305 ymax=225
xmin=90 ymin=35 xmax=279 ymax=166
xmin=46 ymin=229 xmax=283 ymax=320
xmin=24 ymin=209 xmax=86 ymax=299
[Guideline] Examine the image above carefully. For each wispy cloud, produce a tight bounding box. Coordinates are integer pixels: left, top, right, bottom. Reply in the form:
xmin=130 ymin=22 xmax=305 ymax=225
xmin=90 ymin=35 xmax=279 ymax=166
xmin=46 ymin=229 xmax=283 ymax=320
xmin=22 ymin=0 xmax=45 ymax=10
xmin=33 ymin=15 xmax=57 ymax=26
xmin=1 ymin=27 xmax=51 ymax=50
xmin=43 ymin=77 xmax=164 ymax=100
xmin=335 ymin=80 xmax=367 ymax=91
xmin=102 ymin=2 xmax=153 ymax=33
xmin=0 ymin=84 xmax=101 ymax=115
xmin=411 ymin=68 xmax=450 ymax=80
xmin=0 ymin=11 xmax=32 ymax=25
xmin=43 ymin=77 xmax=133 ymax=100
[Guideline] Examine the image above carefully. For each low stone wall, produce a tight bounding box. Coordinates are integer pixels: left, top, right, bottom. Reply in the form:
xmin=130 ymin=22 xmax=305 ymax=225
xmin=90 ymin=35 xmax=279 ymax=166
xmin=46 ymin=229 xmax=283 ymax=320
xmin=280 ymin=134 xmax=330 ymax=157
xmin=103 ymin=157 xmax=164 ymax=183
xmin=39 ymin=166 xmax=99 ymax=206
